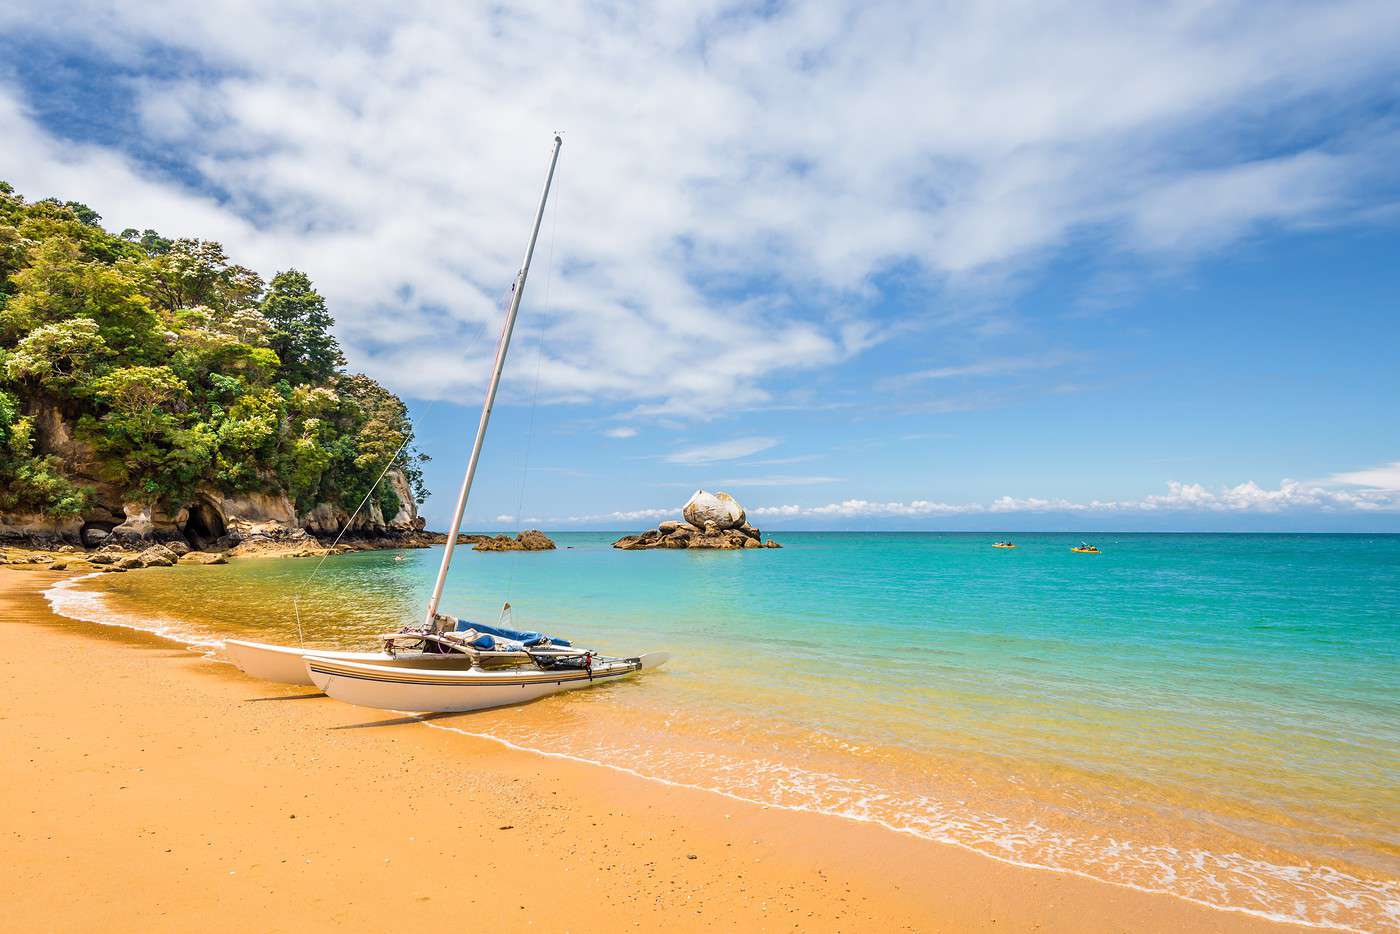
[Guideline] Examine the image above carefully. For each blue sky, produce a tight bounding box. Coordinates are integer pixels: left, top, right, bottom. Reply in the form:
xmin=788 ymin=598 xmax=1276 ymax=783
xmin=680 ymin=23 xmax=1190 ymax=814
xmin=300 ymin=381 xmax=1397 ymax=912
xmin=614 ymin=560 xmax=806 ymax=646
xmin=2 ymin=1 xmax=1398 ymax=531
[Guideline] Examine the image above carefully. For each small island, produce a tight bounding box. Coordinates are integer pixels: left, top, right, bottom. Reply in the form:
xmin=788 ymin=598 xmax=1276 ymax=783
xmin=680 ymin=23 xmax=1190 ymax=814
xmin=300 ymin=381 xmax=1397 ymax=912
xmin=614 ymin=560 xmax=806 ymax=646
xmin=462 ymin=529 xmax=555 ymax=551
xmin=614 ymin=490 xmax=781 ymax=550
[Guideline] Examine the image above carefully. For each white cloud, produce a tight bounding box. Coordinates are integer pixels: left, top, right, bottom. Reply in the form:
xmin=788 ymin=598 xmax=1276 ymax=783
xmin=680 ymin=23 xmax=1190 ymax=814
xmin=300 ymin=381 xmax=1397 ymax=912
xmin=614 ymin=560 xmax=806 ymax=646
xmin=712 ymin=475 xmax=842 ymax=487
xmin=1330 ymin=461 xmax=1400 ymax=490
xmin=745 ymin=454 xmax=825 ymax=466
xmin=883 ymin=352 xmax=1077 ymax=388
xmin=663 ymin=436 xmax=778 ymax=465
xmin=749 ymin=477 xmax=1400 ymax=519
xmin=555 ymin=507 xmax=677 ymax=525
xmin=15 ymin=4 xmax=1392 ymax=533
xmin=1 ymin=1 xmax=1398 ymax=419
xmin=544 ymin=472 xmax=1399 ymax=524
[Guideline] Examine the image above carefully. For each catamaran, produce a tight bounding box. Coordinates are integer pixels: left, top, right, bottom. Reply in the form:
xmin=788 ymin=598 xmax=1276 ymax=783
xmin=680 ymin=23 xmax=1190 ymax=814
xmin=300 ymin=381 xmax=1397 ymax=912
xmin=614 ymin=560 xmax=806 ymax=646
xmin=225 ymin=135 xmax=669 ymax=709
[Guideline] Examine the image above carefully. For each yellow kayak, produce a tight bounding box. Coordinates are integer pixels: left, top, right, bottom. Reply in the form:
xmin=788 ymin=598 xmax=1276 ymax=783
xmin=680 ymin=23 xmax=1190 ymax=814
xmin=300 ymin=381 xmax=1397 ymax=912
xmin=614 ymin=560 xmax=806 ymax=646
xmin=1071 ymin=545 xmax=1101 ymax=554
xmin=992 ymin=542 xmax=1017 ymax=549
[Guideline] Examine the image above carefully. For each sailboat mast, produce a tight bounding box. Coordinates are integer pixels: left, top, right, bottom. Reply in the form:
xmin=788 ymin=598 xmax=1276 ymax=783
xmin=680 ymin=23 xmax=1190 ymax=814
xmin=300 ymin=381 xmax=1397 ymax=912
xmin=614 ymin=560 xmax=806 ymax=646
xmin=422 ymin=134 xmax=563 ymax=628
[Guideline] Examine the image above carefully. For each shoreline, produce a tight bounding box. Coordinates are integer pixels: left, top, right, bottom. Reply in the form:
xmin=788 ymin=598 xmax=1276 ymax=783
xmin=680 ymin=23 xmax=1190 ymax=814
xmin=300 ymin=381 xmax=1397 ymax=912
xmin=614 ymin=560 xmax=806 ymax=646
xmin=2 ymin=566 xmax=1309 ymax=932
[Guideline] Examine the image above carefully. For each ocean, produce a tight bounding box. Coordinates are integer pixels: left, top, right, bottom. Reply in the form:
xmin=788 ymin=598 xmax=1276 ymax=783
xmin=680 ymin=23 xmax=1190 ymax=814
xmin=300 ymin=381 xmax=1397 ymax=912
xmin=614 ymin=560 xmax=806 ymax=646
xmin=47 ymin=532 xmax=1400 ymax=931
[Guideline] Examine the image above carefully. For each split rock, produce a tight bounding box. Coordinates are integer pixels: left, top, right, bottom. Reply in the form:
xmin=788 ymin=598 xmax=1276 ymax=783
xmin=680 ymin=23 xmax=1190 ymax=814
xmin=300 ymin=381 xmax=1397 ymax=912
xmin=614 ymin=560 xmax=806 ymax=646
xmin=682 ymin=490 xmax=745 ymax=531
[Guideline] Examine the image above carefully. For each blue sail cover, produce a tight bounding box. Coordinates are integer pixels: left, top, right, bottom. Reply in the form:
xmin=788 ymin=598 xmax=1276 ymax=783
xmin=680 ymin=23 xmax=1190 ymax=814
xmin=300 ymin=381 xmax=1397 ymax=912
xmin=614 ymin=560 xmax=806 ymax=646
xmin=453 ymin=617 xmax=572 ymax=647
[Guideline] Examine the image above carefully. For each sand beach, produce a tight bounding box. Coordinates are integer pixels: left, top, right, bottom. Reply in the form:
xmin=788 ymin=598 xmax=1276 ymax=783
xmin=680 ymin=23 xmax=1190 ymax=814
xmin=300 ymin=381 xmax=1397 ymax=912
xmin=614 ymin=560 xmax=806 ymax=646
xmin=0 ymin=563 xmax=1310 ymax=933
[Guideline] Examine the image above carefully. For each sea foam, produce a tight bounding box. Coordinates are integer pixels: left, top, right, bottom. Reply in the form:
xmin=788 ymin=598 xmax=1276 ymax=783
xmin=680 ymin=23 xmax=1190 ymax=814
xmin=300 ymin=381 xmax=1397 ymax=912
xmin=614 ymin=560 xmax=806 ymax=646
xmin=44 ymin=573 xmax=224 ymax=649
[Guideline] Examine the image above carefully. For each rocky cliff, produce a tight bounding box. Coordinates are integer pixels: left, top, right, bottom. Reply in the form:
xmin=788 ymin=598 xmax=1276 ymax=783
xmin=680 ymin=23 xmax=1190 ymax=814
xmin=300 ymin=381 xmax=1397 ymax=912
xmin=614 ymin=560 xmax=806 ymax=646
xmin=0 ymin=404 xmax=424 ymax=552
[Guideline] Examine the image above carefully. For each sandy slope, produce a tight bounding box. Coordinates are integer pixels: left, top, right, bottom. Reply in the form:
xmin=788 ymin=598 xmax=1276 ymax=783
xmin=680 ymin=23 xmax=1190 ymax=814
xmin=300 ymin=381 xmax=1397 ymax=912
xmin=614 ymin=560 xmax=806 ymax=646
xmin=0 ymin=567 xmax=1298 ymax=933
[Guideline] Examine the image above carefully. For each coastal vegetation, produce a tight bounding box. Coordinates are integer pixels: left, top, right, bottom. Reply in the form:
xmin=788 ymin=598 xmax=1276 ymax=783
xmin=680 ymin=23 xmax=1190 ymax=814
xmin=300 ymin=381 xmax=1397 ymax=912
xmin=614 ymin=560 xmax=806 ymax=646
xmin=0 ymin=182 xmax=425 ymax=544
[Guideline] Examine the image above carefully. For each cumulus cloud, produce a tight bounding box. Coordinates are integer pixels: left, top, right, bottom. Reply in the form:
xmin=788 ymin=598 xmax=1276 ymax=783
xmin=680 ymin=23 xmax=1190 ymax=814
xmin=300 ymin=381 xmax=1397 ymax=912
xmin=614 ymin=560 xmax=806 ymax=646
xmin=1 ymin=1 xmax=1398 ymax=419
xmin=603 ymin=426 xmax=638 ymax=439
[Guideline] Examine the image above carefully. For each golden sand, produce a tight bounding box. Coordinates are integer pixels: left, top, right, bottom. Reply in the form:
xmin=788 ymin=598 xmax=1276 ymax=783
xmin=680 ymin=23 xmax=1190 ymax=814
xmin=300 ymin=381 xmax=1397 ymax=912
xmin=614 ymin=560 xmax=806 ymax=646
xmin=0 ymin=567 xmax=1299 ymax=932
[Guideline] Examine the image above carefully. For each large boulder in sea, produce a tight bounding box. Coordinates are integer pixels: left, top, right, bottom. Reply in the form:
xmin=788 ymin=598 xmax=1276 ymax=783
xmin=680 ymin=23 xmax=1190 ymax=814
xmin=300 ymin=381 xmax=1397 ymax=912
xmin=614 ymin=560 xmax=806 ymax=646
xmin=682 ymin=490 xmax=745 ymax=531
xmin=615 ymin=493 xmax=779 ymax=550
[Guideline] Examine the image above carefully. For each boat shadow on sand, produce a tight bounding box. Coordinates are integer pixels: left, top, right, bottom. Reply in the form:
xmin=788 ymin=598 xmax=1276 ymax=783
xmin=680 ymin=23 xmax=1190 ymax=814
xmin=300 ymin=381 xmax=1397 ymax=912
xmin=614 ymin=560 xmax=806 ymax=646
xmin=330 ymin=710 xmax=469 ymax=730
xmin=326 ymin=684 xmax=640 ymax=728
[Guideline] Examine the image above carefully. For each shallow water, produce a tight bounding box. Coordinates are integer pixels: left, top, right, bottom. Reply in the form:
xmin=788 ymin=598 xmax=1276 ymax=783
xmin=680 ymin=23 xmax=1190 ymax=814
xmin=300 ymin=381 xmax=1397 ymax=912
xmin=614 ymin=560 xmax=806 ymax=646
xmin=50 ymin=532 xmax=1400 ymax=930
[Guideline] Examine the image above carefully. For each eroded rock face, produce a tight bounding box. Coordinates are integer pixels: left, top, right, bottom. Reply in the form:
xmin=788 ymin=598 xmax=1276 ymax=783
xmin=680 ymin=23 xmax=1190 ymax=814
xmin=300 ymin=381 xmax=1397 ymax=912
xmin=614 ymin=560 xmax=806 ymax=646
xmin=682 ymin=490 xmax=745 ymax=531
xmin=220 ymin=491 xmax=297 ymax=526
xmin=301 ymin=502 xmax=350 ymax=536
xmin=386 ymin=470 xmax=417 ymax=530
xmin=111 ymin=503 xmax=157 ymax=543
xmin=110 ymin=502 xmax=191 ymax=545
xmin=0 ymin=409 xmax=425 ymax=553
xmin=0 ymin=512 xmax=83 ymax=545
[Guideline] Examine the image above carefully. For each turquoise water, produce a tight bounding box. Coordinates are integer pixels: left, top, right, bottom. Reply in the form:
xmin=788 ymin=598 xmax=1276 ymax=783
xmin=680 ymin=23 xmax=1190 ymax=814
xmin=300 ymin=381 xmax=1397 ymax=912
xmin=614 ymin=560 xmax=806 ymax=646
xmin=55 ymin=532 xmax=1400 ymax=930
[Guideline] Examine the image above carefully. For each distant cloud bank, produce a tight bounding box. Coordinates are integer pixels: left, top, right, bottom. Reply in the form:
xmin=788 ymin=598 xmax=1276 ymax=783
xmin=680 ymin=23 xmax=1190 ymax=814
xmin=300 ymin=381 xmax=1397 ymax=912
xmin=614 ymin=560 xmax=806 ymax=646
xmin=549 ymin=474 xmax=1399 ymax=526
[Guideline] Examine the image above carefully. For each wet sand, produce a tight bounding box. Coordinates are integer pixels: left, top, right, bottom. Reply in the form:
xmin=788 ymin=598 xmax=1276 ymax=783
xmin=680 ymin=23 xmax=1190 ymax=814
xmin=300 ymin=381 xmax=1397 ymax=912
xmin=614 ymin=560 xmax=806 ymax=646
xmin=0 ymin=567 xmax=1302 ymax=932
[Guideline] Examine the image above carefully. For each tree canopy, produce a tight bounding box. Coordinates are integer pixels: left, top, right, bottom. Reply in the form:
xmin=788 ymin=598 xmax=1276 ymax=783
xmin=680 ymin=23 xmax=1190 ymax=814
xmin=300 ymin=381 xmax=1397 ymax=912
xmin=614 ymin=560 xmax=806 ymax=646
xmin=0 ymin=181 xmax=426 ymax=522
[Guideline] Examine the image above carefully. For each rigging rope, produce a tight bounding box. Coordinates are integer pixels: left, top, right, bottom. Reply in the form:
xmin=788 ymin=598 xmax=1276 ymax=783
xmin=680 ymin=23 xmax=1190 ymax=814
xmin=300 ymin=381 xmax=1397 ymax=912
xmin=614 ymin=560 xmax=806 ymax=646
xmin=504 ymin=155 xmax=561 ymax=605
xmin=289 ymin=304 xmax=494 ymax=645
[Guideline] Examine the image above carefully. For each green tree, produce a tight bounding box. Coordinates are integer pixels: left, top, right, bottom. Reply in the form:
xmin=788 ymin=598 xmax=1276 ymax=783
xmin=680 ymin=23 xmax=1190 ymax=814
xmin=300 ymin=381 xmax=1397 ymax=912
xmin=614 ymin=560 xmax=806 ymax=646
xmin=120 ymin=228 xmax=173 ymax=256
xmin=261 ymin=270 xmax=345 ymax=385
xmin=4 ymin=318 xmax=111 ymax=397
xmin=0 ymin=389 xmax=17 ymax=448
xmin=0 ymin=223 xmax=28 ymax=287
xmin=2 ymin=236 xmax=159 ymax=355
xmin=82 ymin=365 xmax=202 ymax=502
xmin=212 ymin=388 xmax=284 ymax=491
xmin=17 ymin=201 xmax=135 ymax=265
xmin=133 ymin=238 xmax=263 ymax=316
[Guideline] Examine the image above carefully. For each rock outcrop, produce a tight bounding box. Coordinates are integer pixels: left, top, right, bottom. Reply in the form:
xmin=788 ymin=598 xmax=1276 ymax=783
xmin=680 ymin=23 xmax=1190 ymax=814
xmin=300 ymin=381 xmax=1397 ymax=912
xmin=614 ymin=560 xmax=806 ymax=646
xmin=470 ymin=530 xmax=556 ymax=552
xmin=180 ymin=551 xmax=228 ymax=565
xmin=136 ymin=544 xmax=180 ymax=567
xmin=615 ymin=491 xmax=780 ymax=550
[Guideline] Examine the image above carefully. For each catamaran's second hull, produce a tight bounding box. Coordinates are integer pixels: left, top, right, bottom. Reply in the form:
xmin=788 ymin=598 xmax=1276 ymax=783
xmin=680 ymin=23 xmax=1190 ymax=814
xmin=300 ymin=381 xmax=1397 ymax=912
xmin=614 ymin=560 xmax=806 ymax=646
xmin=223 ymin=639 xmax=393 ymax=686
xmin=305 ymin=653 xmax=670 ymax=713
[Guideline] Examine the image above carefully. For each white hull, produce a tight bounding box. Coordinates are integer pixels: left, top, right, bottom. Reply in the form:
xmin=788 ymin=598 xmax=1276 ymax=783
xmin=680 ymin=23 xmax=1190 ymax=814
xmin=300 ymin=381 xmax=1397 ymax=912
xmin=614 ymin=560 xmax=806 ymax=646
xmin=307 ymin=652 xmax=671 ymax=713
xmin=223 ymin=639 xmax=392 ymax=686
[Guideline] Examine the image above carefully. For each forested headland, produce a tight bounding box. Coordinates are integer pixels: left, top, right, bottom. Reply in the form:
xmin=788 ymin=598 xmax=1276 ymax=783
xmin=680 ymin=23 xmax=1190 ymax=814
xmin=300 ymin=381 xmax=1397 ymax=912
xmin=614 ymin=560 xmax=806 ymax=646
xmin=0 ymin=181 xmax=426 ymax=550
